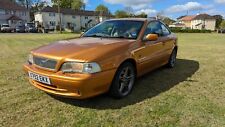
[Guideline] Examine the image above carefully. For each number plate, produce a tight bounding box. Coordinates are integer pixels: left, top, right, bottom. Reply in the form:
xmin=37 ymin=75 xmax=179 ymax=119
xmin=28 ymin=71 xmax=51 ymax=85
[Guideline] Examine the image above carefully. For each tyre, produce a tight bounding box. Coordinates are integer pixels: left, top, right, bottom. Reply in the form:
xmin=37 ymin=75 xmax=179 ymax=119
xmin=109 ymin=62 xmax=136 ymax=98
xmin=167 ymin=48 xmax=177 ymax=68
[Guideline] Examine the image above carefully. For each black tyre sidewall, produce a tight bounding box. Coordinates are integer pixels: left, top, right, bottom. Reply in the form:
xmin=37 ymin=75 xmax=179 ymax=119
xmin=168 ymin=49 xmax=177 ymax=68
xmin=109 ymin=62 xmax=136 ymax=99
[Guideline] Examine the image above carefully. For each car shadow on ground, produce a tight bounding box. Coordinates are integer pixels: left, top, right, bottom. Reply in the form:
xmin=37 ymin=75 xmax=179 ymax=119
xmin=51 ymin=59 xmax=199 ymax=109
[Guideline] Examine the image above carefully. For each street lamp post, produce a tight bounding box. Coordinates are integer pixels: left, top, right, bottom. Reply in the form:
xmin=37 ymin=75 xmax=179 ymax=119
xmin=58 ymin=0 xmax=62 ymax=33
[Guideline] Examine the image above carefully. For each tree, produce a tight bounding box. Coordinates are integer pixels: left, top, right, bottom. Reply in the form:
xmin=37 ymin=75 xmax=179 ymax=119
xmin=220 ymin=20 xmax=225 ymax=29
xmin=162 ymin=17 xmax=176 ymax=26
xmin=30 ymin=0 xmax=48 ymax=21
xmin=135 ymin=12 xmax=148 ymax=18
xmin=17 ymin=0 xmax=32 ymax=9
xmin=124 ymin=6 xmax=134 ymax=17
xmin=156 ymin=11 xmax=165 ymax=20
xmin=52 ymin=0 xmax=85 ymax=10
xmin=115 ymin=10 xmax=128 ymax=18
xmin=52 ymin=0 xmax=72 ymax=8
xmin=213 ymin=15 xmax=223 ymax=29
xmin=71 ymin=0 xmax=85 ymax=10
xmin=95 ymin=4 xmax=110 ymax=14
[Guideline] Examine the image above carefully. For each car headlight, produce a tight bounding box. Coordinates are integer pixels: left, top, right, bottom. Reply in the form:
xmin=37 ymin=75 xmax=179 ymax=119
xmin=61 ymin=62 xmax=101 ymax=74
xmin=28 ymin=54 xmax=33 ymax=64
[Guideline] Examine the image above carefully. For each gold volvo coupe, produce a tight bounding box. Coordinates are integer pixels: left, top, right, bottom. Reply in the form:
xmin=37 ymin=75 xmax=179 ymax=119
xmin=24 ymin=18 xmax=178 ymax=99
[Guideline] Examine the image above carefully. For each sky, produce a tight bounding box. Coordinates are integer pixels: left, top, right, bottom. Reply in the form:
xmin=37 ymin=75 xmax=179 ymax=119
xmin=44 ymin=0 xmax=225 ymax=19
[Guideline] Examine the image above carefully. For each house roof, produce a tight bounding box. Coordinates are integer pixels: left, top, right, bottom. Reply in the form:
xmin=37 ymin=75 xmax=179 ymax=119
xmin=179 ymin=14 xmax=216 ymax=21
xmin=40 ymin=6 xmax=112 ymax=17
xmin=7 ymin=15 xmax=22 ymax=20
xmin=180 ymin=15 xmax=196 ymax=21
xmin=0 ymin=0 xmax=27 ymax=11
xmin=177 ymin=15 xmax=186 ymax=20
xmin=193 ymin=14 xmax=215 ymax=20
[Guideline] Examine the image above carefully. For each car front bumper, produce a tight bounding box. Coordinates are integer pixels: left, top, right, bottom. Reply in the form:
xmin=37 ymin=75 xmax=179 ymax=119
xmin=23 ymin=64 xmax=116 ymax=99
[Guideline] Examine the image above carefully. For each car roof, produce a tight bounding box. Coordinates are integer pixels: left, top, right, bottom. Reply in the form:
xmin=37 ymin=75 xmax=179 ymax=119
xmin=106 ymin=18 xmax=159 ymax=22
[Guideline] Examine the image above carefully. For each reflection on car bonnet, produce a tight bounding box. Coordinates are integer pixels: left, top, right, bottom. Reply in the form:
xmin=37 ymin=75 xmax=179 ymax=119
xmin=57 ymin=38 xmax=134 ymax=45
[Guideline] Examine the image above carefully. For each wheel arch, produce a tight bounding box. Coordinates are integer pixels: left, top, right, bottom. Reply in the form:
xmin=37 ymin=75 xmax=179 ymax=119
xmin=174 ymin=46 xmax=178 ymax=52
xmin=117 ymin=58 xmax=137 ymax=76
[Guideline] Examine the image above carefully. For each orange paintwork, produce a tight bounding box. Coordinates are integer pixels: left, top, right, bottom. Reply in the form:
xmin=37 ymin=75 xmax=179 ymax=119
xmin=23 ymin=18 xmax=177 ymax=99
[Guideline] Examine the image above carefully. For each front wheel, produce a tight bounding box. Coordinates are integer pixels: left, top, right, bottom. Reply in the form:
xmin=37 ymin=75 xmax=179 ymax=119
xmin=109 ymin=62 xmax=136 ymax=99
xmin=167 ymin=49 xmax=177 ymax=68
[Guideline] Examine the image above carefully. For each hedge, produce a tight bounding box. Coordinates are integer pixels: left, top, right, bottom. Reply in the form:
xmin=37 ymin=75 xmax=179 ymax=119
xmin=170 ymin=27 xmax=211 ymax=33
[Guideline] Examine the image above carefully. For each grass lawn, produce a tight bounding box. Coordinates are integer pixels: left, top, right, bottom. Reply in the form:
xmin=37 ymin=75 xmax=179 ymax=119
xmin=0 ymin=33 xmax=225 ymax=127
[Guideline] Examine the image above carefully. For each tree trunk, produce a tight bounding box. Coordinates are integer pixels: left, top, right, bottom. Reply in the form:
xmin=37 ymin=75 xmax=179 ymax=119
xmin=26 ymin=0 xmax=29 ymax=9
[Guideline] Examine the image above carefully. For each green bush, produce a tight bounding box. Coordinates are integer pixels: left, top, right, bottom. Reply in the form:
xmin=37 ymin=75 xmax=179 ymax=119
xmin=170 ymin=27 xmax=211 ymax=33
xmin=220 ymin=20 xmax=225 ymax=29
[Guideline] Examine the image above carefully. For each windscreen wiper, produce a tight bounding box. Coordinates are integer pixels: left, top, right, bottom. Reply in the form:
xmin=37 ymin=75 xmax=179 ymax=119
xmin=84 ymin=33 xmax=110 ymax=38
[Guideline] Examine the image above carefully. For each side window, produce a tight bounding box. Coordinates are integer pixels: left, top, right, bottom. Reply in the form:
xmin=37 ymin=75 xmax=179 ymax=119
xmin=143 ymin=21 xmax=163 ymax=39
xmin=161 ymin=24 xmax=171 ymax=36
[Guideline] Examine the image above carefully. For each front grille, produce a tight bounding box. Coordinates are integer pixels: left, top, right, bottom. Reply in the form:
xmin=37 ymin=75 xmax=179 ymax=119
xmin=33 ymin=56 xmax=57 ymax=70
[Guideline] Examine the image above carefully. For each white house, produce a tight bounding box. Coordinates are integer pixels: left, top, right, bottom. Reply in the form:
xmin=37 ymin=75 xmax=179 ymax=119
xmin=34 ymin=6 xmax=112 ymax=32
xmin=0 ymin=0 xmax=30 ymax=28
xmin=191 ymin=14 xmax=216 ymax=31
xmin=174 ymin=14 xmax=216 ymax=31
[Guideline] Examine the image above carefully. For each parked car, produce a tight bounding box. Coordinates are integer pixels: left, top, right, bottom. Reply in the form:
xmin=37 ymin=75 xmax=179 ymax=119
xmin=218 ymin=29 xmax=225 ymax=33
xmin=25 ymin=23 xmax=37 ymax=33
xmin=1 ymin=24 xmax=13 ymax=33
xmin=16 ymin=25 xmax=26 ymax=33
xmin=23 ymin=18 xmax=178 ymax=99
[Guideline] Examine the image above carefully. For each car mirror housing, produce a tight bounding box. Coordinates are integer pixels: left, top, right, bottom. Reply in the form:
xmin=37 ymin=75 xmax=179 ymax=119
xmin=145 ymin=34 xmax=159 ymax=41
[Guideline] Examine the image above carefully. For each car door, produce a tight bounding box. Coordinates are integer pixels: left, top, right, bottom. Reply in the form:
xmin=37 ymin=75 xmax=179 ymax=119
xmin=160 ymin=23 xmax=176 ymax=62
xmin=133 ymin=21 xmax=169 ymax=75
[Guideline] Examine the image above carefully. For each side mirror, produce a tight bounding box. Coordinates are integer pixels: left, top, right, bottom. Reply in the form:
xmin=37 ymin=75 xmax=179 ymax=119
xmin=145 ymin=34 xmax=158 ymax=41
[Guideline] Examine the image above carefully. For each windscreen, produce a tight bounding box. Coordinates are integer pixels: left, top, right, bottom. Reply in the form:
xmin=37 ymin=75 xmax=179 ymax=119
xmin=83 ymin=20 xmax=144 ymax=39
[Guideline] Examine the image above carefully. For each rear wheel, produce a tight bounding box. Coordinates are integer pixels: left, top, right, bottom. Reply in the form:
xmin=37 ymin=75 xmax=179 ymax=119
xmin=167 ymin=48 xmax=177 ymax=68
xmin=109 ymin=62 xmax=136 ymax=98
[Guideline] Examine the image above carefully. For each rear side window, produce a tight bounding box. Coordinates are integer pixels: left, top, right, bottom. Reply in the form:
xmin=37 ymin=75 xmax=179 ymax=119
xmin=161 ymin=24 xmax=171 ymax=36
xmin=143 ymin=21 xmax=171 ymax=38
xmin=144 ymin=21 xmax=163 ymax=37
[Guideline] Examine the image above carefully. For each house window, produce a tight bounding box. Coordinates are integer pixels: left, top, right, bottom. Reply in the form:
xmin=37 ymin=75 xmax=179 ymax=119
xmin=11 ymin=20 xmax=17 ymax=24
xmin=85 ymin=16 xmax=88 ymax=19
xmin=0 ymin=9 xmax=5 ymax=15
xmin=19 ymin=11 xmax=26 ymax=16
xmin=49 ymin=21 xmax=56 ymax=26
xmin=11 ymin=11 xmax=15 ymax=15
xmin=49 ymin=13 xmax=55 ymax=17
xmin=4 ymin=10 xmax=15 ymax=15
xmin=5 ymin=10 xmax=10 ymax=15
xmin=23 ymin=12 xmax=26 ymax=16
xmin=72 ymin=16 xmax=76 ymax=19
